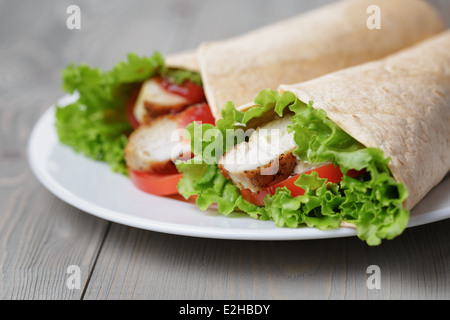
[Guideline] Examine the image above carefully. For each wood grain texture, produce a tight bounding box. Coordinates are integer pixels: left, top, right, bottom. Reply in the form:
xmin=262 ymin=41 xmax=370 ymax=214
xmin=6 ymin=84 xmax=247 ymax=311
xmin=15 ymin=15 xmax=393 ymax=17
xmin=0 ymin=0 xmax=449 ymax=300
xmin=82 ymin=219 xmax=450 ymax=300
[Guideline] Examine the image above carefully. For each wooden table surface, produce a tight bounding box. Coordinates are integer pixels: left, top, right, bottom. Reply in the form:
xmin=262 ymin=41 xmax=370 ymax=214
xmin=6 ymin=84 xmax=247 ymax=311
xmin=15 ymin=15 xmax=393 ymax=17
xmin=1 ymin=0 xmax=449 ymax=300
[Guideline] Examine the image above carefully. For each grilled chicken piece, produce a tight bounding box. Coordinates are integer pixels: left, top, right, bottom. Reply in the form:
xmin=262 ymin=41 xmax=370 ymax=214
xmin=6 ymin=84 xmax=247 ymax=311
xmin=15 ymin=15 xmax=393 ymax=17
xmin=125 ymin=116 xmax=191 ymax=174
xmin=133 ymin=78 xmax=190 ymax=124
xmin=218 ymin=117 xmax=298 ymax=192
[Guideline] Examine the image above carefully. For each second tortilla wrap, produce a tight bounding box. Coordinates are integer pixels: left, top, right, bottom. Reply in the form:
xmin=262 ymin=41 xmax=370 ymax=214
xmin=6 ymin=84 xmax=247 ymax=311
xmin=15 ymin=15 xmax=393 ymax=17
xmin=197 ymin=0 xmax=445 ymax=119
xmin=165 ymin=50 xmax=200 ymax=72
xmin=279 ymin=29 xmax=450 ymax=211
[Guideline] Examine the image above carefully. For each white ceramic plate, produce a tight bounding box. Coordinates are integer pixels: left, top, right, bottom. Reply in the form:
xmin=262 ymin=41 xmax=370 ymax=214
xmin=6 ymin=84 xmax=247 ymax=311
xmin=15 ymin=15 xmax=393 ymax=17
xmin=27 ymin=96 xmax=450 ymax=241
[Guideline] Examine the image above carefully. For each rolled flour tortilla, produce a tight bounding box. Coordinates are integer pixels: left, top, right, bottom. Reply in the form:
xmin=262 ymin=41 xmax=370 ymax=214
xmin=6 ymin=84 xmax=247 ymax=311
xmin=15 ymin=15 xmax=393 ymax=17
xmin=165 ymin=50 xmax=200 ymax=72
xmin=279 ymin=29 xmax=450 ymax=211
xmin=197 ymin=0 xmax=445 ymax=119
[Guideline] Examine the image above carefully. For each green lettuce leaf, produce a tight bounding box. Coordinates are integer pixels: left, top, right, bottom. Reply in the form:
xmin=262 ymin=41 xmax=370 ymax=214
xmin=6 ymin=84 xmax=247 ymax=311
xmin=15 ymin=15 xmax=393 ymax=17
xmin=176 ymin=89 xmax=409 ymax=245
xmin=55 ymin=52 xmax=201 ymax=175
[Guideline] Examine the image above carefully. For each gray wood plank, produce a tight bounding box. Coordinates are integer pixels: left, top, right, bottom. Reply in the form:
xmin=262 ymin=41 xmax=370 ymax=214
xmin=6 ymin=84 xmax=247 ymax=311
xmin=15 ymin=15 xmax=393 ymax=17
xmin=0 ymin=0 xmax=449 ymax=300
xmin=82 ymin=219 xmax=450 ymax=300
xmin=0 ymin=184 xmax=110 ymax=299
xmin=0 ymin=0 xmax=111 ymax=300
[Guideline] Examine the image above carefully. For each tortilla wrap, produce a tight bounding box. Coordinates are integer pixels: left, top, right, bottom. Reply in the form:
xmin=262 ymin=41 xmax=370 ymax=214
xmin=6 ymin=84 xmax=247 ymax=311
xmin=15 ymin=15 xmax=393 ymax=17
xmin=165 ymin=50 xmax=200 ymax=72
xmin=197 ymin=0 xmax=445 ymax=119
xmin=278 ymin=29 xmax=450 ymax=211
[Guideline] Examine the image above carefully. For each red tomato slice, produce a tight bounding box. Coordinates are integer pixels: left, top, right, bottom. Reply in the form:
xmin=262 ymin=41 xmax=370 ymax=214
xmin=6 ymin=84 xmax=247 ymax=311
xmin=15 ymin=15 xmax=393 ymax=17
xmin=129 ymin=170 xmax=183 ymax=196
xmin=240 ymin=164 xmax=365 ymax=206
xmin=158 ymin=77 xmax=206 ymax=103
xmin=177 ymin=102 xmax=215 ymax=128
